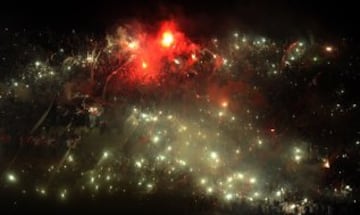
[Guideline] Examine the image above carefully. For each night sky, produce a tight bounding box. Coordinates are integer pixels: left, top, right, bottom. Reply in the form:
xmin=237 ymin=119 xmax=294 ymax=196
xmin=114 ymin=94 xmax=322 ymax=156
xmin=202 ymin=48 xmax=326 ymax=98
xmin=1 ymin=1 xmax=359 ymax=35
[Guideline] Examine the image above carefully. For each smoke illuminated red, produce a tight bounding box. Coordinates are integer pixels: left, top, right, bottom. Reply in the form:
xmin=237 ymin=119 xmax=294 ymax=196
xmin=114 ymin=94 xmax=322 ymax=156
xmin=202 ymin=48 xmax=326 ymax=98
xmin=113 ymin=21 xmax=200 ymax=84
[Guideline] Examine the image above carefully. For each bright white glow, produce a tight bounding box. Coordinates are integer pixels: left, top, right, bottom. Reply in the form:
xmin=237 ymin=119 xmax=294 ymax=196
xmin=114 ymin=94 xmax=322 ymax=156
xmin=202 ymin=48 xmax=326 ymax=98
xmin=7 ymin=173 xmax=16 ymax=183
xmin=225 ymin=193 xmax=233 ymax=200
xmin=67 ymin=155 xmax=74 ymax=162
xmin=152 ymin=136 xmax=160 ymax=143
xmin=210 ymin=152 xmax=218 ymax=159
xmin=250 ymin=177 xmax=256 ymax=184
xmin=237 ymin=173 xmax=244 ymax=179
xmin=135 ymin=161 xmax=142 ymax=168
xmin=200 ymin=178 xmax=207 ymax=185
xmin=40 ymin=188 xmax=46 ymax=195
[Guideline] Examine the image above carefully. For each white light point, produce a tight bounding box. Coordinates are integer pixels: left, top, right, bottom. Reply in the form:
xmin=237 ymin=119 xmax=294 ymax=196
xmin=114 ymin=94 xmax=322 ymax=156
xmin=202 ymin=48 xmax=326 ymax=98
xmin=67 ymin=155 xmax=74 ymax=162
xmin=210 ymin=152 xmax=218 ymax=160
xmin=40 ymin=188 xmax=46 ymax=195
xmin=237 ymin=173 xmax=244 ymax=179
xmin=135 ymin=161 xmax=142 ymax=168
xmin=225 ymin=193 xmax=233 ymax=201
xmin=103 ymin=151 xmax=109 ymax=159
xmin=60 ymin=190 xmax=67 ymax=199
xmin=152 ymin=136 xmax=160 ymax=143
xmin=7 ymin=173 xmax=17 ymax=183
xmin=86 ymin=56 xmax=94 ymax=63
xmin=157 ymin=155 xmax=166 ymax=161
xmin=250 ymin=177 xmax=256 ymax=184
xmin=325 ymin=46 xmax=333 ymax=52
xmin=178 ymin=160 xmax=186 ymax=166
xmin=200 ymin=178 xmax=207 ymax=185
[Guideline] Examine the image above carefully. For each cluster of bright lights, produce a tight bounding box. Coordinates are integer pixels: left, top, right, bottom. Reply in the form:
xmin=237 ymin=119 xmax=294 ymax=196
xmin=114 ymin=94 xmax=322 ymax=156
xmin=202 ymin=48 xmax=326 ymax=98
xmin=1 ymin=21 xmax=351 ymax=209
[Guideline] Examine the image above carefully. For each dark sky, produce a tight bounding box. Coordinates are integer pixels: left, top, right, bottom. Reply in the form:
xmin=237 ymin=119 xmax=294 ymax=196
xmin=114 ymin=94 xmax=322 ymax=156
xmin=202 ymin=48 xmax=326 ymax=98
xmin=0 ymin=0 xmax=358 ymax=38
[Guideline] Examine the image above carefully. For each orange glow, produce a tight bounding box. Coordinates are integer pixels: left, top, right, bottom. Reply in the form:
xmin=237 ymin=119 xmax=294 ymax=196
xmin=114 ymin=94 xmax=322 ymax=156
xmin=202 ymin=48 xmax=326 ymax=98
xmin=191 ymin=53 xmax=197 ymax=61
xmin=161 ymin=31 xmax=174 ymax=47
xmin=142 ymin=61 xmax=148 ymax=69
xmin=325 ymin=46 xmax=333 ymax=52
xmin=221 ymin=101 xmax=228 ymax=108
xmin=323 ymin=159 xmax=330 ymax=168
